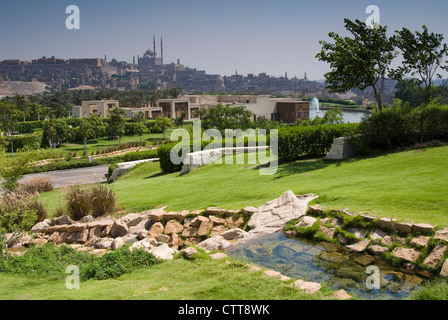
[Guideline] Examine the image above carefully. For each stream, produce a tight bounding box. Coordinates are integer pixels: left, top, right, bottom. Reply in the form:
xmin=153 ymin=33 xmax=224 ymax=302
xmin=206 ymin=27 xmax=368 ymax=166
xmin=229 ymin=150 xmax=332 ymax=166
xmin=225 ymin=232 xmax=424 ymax=300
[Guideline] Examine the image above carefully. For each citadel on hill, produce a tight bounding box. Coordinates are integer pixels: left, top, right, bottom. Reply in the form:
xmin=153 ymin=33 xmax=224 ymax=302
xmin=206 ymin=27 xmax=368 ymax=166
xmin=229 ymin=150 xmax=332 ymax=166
xmin=0 ymin=36 xmax=392 ymax=101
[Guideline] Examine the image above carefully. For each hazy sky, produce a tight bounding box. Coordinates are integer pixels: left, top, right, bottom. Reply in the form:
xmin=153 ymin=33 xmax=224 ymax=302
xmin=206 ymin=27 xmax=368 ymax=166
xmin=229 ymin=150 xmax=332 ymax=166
xmin=1 ymin=0 xmax=447 ymax=80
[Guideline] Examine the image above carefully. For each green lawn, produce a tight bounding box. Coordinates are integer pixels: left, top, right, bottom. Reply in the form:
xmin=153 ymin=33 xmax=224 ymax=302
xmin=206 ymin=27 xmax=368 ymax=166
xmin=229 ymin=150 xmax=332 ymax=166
xmin=41 ymin=143 xmax=448 ymax=227
xmin=0 ymin=257 xmax=331 ymax=300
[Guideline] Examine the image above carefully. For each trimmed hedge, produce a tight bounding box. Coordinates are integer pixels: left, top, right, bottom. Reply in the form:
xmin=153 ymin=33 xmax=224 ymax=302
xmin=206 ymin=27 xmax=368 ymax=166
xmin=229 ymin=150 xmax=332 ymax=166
xmin=24 ymin=149 xmax=159 ymax=175
xmin=1 ymin=132 xmax=43 ymax=152
xmin=277 ymin=124 xmax=359 ymax=162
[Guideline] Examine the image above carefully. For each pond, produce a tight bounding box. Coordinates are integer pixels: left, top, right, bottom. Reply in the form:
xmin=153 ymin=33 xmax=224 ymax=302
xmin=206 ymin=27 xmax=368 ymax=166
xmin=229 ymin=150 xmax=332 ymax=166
xmin=225 ymin=233 xmax=424 ymax=300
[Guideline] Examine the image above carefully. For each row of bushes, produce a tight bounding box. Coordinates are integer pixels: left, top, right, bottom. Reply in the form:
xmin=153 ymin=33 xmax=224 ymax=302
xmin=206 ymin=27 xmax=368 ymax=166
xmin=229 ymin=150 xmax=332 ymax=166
xmin=14 ymin=118 xmax=162 ymax=135
xmin=358 ymin=103 xmax=448 ymax=150
xmin=1 ymin=132 xmax=43 ymax=152
xmin=0 ymin=243 xmax=158 ymax=281
xmin=24 ymin=149 xmax=159 ymax=175
xmin=277 ymin=123 xmax=359 ymax=162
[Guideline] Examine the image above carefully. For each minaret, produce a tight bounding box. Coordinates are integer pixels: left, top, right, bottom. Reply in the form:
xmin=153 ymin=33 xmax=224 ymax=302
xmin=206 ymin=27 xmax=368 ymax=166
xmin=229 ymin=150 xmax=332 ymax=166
xmin=153 ymin=35 xmax=156 ymax=56
xmin=160 ymin=37 xmax=164 ymax=62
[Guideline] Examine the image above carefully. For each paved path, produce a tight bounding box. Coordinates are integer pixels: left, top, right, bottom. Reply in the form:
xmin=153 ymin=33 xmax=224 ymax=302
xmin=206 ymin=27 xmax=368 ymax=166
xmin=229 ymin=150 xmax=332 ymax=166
xmin=18 ymin=165 xmax=110 ymax=189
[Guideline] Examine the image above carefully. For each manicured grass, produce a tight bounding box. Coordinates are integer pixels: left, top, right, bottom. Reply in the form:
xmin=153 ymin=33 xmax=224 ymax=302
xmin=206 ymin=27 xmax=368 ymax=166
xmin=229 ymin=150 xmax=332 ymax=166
xmin=41 ymin=143 xmax=448 ymax=227
xmin=0 ymin=256 xmax=331 ymax=300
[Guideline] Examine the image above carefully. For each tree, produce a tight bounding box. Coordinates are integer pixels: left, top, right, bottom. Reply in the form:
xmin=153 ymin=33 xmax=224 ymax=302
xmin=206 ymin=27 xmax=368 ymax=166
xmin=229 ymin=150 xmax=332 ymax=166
xmin=0 ymin=150 xmax=32 ymax=193
xmin=154 ymin=116 xmax=174 ymax=139
xmin=316 ymin=19 xmax=397 ymax=112
xmin=0 ymin=100 xmax=23 ymax=156
xmin=14 ymin=94 xmax=27 ymax=122
xmin=392 ymin=25 xmax=448 ymax=106
xmin=42 ymin=119 xmax=71 ymax=148
xmin=107 ymin=108 xmax=126 ymax=144
xmin=321 ymin=108 xmax=344 ymax=125
xmin=132 ymin=111 xmax=148 ymax=143
xmin=78 ymin=118 xmax=93 ymax=150
xmin=88 ymin=114 xmax=106 ymax=143
xmin=200 ymin=104 xmax=254 ymax=132
xmin=394 ymin=79 xmax=425 ymax=108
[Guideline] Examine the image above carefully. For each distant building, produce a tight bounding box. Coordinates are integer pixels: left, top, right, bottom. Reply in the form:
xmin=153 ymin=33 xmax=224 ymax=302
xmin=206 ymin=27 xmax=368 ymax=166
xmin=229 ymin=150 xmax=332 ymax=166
xmin=72 ymin=100 xmax=119 ymax=118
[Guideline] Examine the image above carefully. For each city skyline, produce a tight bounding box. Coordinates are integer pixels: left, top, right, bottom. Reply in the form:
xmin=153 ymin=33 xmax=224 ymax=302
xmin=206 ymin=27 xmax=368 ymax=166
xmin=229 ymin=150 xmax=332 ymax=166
xmin=1 ymin=0 xmax=448 ymax=80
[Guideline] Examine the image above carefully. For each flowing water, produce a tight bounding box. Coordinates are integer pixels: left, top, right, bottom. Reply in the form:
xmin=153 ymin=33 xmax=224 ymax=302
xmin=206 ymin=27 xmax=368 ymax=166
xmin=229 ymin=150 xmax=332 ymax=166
xmin=226 ymin=233 xmax=424 ymax=300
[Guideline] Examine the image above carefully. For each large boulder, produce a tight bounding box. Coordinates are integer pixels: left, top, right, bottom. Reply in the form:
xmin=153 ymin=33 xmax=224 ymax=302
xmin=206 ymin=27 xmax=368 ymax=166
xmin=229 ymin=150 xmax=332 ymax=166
xmin=149 ymin=243 xmax=178 ymax=260
xmin=220 ymin=228 xmax=253 ymax=240
xmin=247 ymin=191 xmax=318 ymax=234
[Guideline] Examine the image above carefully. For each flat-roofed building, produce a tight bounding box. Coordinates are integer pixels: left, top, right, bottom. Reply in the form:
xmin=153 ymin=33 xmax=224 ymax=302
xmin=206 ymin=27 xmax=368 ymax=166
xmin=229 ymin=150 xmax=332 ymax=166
xmin=72 ymin=100 xmax=119 ymax=118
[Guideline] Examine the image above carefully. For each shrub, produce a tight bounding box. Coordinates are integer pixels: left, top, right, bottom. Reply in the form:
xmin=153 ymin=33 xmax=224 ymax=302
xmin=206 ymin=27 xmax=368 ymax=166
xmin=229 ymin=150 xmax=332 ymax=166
xmin=158 ymin=142 xmax=183 ymax=173
xmin=90 ymin=184 xmax=116 ymax=218
xmin=81 ymin=246 xmax=158 ymax=280
xmin=65 ymin=184 xmax=116 ymax=220
xmin=65 ymin=185 xmax=93 ymax=220
xmin=17 ymin=176 xmax=53 ymax=194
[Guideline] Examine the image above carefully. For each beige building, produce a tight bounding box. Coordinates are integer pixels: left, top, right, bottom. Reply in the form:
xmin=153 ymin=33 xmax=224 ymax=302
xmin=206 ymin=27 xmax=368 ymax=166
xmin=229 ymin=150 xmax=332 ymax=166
xmin=72 ymin=100 xmax=119 ymax=118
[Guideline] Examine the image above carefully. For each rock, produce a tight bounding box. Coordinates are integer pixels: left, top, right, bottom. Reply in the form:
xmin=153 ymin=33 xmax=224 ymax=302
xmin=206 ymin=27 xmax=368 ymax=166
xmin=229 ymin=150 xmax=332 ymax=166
xmin=162 ymin=211 xmax=178 ymax=221
xmin=149 ymin=222 xmax=164 ymax=237
xmin=346 ymin=227 xmax=367 ymax=239
xmin=225 ymin=215 xmax=245 ymax=229
xmin=93 ymin=238 xmax=113 ymax=250
xmin=190 ymin=216 xmax=210 ymax=227
xmin=354 ymin=254 xmax=375 ymax=266
xmin=264 ymin=269 xmax=283 ymax=278
xmin=308 ymin=204 xmax=325 ymax=215
xmin=149 ymin=243 xmax=178 ymax=260
xmin=379 ymin=217 xmax=395 ymax=230
xmin=423 ymin=244 xmax=447 ymax=268
xmin=148 ymin=211 xmax=164 ymax=222
xmin=197 ymin=221 xmax=214 ymax=236
xmin=76 ymin=229 xmax=89 ymax=243
xmin=79 ymin=215 xmax=94 ymax=223
xmin=391 ymin=247 xmax=420 ymax=262
xmin=183 ymin=224 xmax=199 ymax=236
xmin=246 ymin=264 xmax=261 ymax=272
xmin=184 ymin=237 xmax=201 ymax=246
xmin=329 ymin=289 xmax=352 ymax=300
xmin=209 ymin=215 xmax=225 ymax=225
xmin=381 ymin=236 xmax=393 ymax=247
xmin=137 ymin=230 xmax=150 ymax=240
xmin=127 ymin=219 xmax=150 ymax=235
xmin=293 ymin=280 xmax=321 ymax=294
xmin=156 ymin=234 xmax=170 ymax=243
xmin=164 ymin=220 xmax=184 ymax=235
xmin=369 ymin=229 xmax=386 ymax=240
xmin=225 ymin=209 xmax=240 ymax=217
xmin=52 ymin=215 xmax=74 ymax=225
xmin=369 ymin=245 xmax=389 ymax=254
xmin=346 ymin=239 xmax=370 ymax=253
xmin=337 ymin=233 xmax=348 ymax=244
xmin=111 ymin=237 xmax=124 ymax=250
xmin=197 ymin=236 xmax=231 ymax=251
xmin=210 ymin=225 xmax=228 ymax=237
xmin=220 ymin=228 xmax=253 ymax=240
xmin=66 ymin=223 xmax=86 ymax=233
xmin=88 ymin=226 xmax=102 ymax=241
xmin=176 ymin=210 xmax=190 ymax=222
xmin=242 ymin=206 xmax=258 ymax=215
xmin=127 ymin=216 xmax=150 ymax=229
xmin=169 ymin=233 xmax=184 ymax=249
xmin=413 ymin=223 xmax=436 ymax=234
xmin=110 ymin=220 xmax=129 ymax=238
xmin=410 ymin=236 xmax=430 ymax=247
xmin=181 ymin=247 xmax=199 ymax=259
xmin=206 ymin=207 xmax=226 ymax=215
xmin=395 ymin=222 xmax=413 ymax=234
xmin=248 ymin=191 xmax=318 ymax=234
xmin=130 ymin=238 xmax=156 ymax=251
xmin=296 ymin=216 xmax=318 ymax=228
xmin=434 ymin=228 xmax=448 ymax=242
xmin=30 ymin=219 xmax=52 ymax=233
xmin=319 ymin=226 xmax=335 ymax=238
xmin=48 ymin=232 xmax=61 ymax=244
xmin=440 ymin=259 xmax=448 ymax=277
xmin=210 ymin=253 xmax=228 ymax=260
